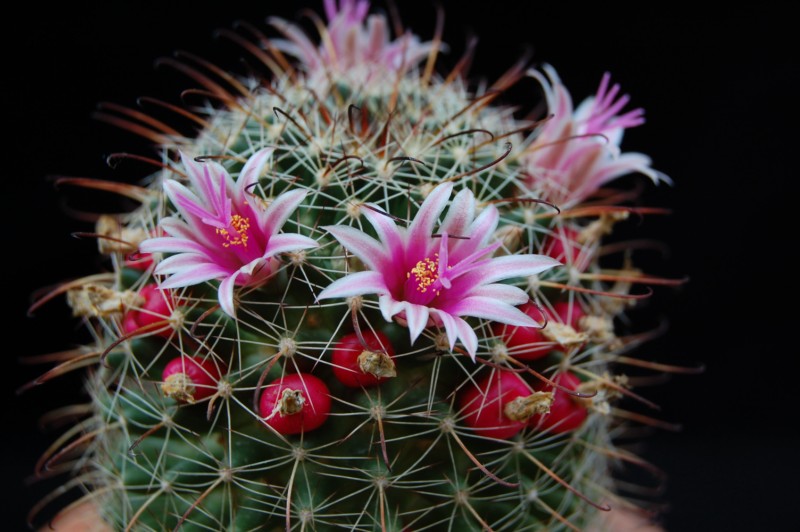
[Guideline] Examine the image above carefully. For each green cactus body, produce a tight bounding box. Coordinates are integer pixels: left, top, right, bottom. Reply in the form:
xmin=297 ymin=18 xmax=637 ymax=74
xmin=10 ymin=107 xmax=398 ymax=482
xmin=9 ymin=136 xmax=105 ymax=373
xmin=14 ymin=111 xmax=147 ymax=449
xmin=35 ymin=2 xmax=677 ymax=530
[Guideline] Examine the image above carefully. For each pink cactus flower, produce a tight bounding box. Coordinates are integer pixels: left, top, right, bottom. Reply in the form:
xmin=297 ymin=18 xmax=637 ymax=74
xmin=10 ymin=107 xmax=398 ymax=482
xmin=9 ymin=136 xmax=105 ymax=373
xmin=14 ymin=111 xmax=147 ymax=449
xmin=317 ymin=183 xmax=560 ymax=360
xmin=270 ymin=0 xmax=432 ymax=82
xmin=140 ymin=149 xmax=318 ymax=316
xmin=523 ymin=66 xmax=669 ymax=206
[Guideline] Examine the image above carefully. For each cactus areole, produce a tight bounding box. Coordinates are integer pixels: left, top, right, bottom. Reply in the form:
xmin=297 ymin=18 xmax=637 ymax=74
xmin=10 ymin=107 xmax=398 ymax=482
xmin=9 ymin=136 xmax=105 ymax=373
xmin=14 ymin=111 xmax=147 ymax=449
xmin=31 ymin=1 xmax=682 ymax=529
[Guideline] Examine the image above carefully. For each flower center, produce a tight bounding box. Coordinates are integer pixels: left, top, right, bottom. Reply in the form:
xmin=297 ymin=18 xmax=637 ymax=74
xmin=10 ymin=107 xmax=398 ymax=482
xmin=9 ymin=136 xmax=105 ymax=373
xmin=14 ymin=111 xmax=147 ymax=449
xmin=407 ymin=255 xmax=439 ymax=295
xmin=403 ymin=252 xmax=453 ymax=306
xmin=216 ymin=214 xmax=250 ymax=248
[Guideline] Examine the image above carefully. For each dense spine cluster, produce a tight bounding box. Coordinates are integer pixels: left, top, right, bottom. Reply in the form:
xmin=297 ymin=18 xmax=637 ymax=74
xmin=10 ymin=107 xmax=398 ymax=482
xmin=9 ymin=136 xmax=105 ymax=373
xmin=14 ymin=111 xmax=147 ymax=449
xmin=29 ymin=1 xmax=680 ymax=530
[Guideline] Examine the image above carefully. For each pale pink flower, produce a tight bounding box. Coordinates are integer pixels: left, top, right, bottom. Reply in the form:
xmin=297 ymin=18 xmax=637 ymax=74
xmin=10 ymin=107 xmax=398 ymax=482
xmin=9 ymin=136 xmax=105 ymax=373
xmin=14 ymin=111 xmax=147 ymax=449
xmin=270 ymin=0 xmax=432 ymax=82
xmin=140 ymin=149 xmax=317 ymax=316
xmin=317 ymin=183 xmax=560 ymax=360
xmin=523 ymin=66 xmax=668 ymax=206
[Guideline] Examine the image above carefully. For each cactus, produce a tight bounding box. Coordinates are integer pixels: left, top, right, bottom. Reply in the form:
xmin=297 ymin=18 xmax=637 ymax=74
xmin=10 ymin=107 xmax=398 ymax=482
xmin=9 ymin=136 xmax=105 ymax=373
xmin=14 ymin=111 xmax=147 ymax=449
xmin=29 ymin=1 xmax=683 ymax=530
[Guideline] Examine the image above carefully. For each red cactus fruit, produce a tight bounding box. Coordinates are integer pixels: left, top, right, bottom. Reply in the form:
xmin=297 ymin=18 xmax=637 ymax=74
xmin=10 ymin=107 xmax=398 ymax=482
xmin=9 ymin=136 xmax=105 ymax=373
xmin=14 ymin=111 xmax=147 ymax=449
xmin=123 ymin=284 xmax=174 ymax=338
xmin=459 ymin=371 xmax=539 ymax=439
xmin=493 ymin=301 xmax=585 ymax=360
xmin=259 ymin=373 xmax=331 ymax=435
xmin=529 ymin=371 xmax=588 ymax=434
xmin=332 ymin=331 xmax=396 ymax=388
xmin=542 ymin=226 xmax=589 ymax=271
xmin=551 ymin=301 xmax=585 ymax=327
xmin=161 ymin=356 xmax=226 ymax=403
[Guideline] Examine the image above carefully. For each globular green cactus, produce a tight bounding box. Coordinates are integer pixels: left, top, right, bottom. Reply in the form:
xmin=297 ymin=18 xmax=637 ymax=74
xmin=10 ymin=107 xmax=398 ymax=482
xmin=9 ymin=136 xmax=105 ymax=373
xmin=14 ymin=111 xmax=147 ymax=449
xmin=30 ymin=1 xmax=681 ymax=530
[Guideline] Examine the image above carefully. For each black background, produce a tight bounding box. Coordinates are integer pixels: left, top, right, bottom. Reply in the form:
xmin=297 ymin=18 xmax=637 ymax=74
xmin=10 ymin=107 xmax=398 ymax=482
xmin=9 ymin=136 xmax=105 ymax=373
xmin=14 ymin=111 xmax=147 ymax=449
xmin=6 ymin=2 xmax=796 ymax=530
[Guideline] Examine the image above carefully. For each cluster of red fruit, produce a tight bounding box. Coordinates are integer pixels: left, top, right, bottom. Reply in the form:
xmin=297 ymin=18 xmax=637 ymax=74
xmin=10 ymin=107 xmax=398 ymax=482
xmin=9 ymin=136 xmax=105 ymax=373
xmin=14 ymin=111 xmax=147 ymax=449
xmin=128 ymin=287 xmax=588 ymax=440
xmin=123 ymin=227 xmax=589 ymax=437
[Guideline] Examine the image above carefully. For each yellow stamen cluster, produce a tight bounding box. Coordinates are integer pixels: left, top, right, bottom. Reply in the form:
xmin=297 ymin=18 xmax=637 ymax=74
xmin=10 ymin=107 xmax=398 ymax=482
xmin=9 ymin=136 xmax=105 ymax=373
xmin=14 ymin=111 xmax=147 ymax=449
xmin=216 ymin=215 xmax=251 ymax=248
xmin=407 ymin=255 xmax=439 ymax=293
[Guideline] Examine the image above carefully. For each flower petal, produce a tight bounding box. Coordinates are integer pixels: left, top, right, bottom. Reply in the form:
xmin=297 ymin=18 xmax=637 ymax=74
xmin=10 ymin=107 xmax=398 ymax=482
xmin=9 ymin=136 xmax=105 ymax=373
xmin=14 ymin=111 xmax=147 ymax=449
xmin=163 ymin=175 xmax=234 ymax=252
xmin=156 ymin=215 xmax=219 ymax=253
xmin=269 ymin=17 xmax=322 ymax=66
xmin=317 ymin=271 xmax=388 ymax=300
xmin=154 ymin=253 xmax=215 ymax=275
xmin=445 ymin=206 xmax=498 ymax=266
xmin=218 ymin=273 xmax=239 ymax=317
xmin=366 ymin=14 xmax=388 ymax=52
xmin=455 ymin=318 xmax=479 ymax=360
xmin=446 ymin=242 xmax=502 ymax=279
xmin=467 ymin=204 xmax=499 ymax=246
xmin=378 ymin=294 xmax=405 ymax=322
xmin=324 ymin=224 xmax=390 ymax=272
xmin=260 ymin=188 xmax=308 ymax=237
xmin=404 ymin=303 xmax=429 ymax=344
xmin=465 ymin=284 xmax=530 ymax=305
xmin=430 ymin=309 xmax=459 ymax=351
xmin=589 ymin=152 xmax=655 ymax=187
xmin=163 ymin=180 xmax=215 ymax=226
xmin=181 ymin=155 xmax=234 ymax=218
xmin=158 ymin=216 xmax=195 ymax=239
xmin=237 ymin=257 xmax=271 ymax=279
xmin=446 ymin=296 xmax=539 ymax=327
xmin=407 ymin=182 xmax=453 ymax=253
xmin=263 ymin=233 xmax=319 ymax=257
xmin=235 ymin=147 xmax=275 ymax=204
xmin=323 ymin=0 xmax=337 ymax=21
xmin=469 ymin=254 xmax=561 ymax=286
xmin=436 ymin=233 xmax=451 ymax=289
xmin=361 ymin=205 xmax=404 ymax=258
xmin=140 ymin=237 xmax=213 ymax=258
xmin=439 ymin=188 xmax=475 ymax=238
xmin=179 ymin=151 xmax=211 ymax=195
xmin=159 ymin=264 xmax=228 ymax=289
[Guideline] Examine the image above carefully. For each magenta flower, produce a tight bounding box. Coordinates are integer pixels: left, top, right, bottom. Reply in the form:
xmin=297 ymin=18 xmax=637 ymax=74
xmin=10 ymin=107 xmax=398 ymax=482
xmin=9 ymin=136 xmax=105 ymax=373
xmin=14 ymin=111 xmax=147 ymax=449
xmin=523 ymin=66 xmax=669 ymax=206
xmin=317 ymin=183 xmax=560 ymax=360
xmin=270 ymin=0 xmax=432 ymax=82
xmin=140 ymin=149 xmax=318 ymax=316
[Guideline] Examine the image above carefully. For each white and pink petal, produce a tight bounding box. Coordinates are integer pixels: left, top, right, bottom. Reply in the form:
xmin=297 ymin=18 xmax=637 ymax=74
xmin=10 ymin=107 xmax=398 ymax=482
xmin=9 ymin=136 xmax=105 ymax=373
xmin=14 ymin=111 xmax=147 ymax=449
xmin=361 ymin=205 xmax=404 ymax=257
xmin=407 ymin=182 xmax=453 ymax=255
xmin=454 ymin=318 xmax=479 ymax=360
xmin=446 ymin=296 xmax=539 ymax=327
xmin=263 ymin=233 xmax=319 ymax=257
xmin=447 ymin=207 xmax=496 ymax=264
xmin=260 ymin=188 xmax=309 ymax=238
xmin=429 ymin=309 xmax=458 ymax=350
xmin=378 ymin=294 xmax=405 ymax=322
xmin=464 ymin=284 xmax=530 ymax=305
xmin=159 ymin=264 xmax=229 ymax=290
xmin=163 ymin=180 xmax=215 ymax=227
xmin=324 ymin=224 xmax=392 ymax=272
xmin=317 ymin=271 xmax=388 ymax=301
xmin=466 ymin=254 xmax=561 ymax=287
xmin=153 ymin=253 xmax=214 ymax=275
xmin=235 ymin=148 xmax=275 ymax=205
xmin=217 ymin=273 xmax=240 ymax=317
xmin=140 ymin=237 xmax=214 ymax=259
xmin=439 ymin=188 xmax=475 ymax=238
xmin=403 ymin=303 xmax=430 ymax=344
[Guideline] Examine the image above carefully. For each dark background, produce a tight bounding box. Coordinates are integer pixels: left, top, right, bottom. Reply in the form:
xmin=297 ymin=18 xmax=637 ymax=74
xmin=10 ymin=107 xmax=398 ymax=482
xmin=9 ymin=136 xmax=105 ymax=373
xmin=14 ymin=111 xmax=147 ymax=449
xmin=6 ymin=2 xmax=796 ymax=530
